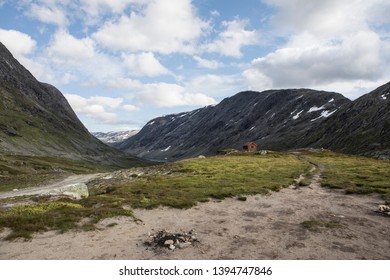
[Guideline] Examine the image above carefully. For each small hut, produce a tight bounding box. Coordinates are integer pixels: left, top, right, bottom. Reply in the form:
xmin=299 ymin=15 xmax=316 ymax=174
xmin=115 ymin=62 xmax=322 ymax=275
xmin=243 ymin=142 xmax=257 ymax=152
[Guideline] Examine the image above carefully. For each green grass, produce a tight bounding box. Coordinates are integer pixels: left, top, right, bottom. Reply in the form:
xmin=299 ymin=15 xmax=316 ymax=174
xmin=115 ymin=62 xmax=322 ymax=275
xmin=0 ymin=200 xmax=133 ymax=240
xmin=1 ymin=150 xmax=389 ymax=240
xmin=89 ymin=153 xmax=310 ymax=209
xmin=305 ymin=151 xmax=390 ymax=199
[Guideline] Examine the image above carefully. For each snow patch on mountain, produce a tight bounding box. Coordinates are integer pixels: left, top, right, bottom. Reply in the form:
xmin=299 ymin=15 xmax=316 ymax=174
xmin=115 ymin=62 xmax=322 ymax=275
xmin=308 ymin=106 xmax=325 ymax=113
xmin=292 ymin=110 xmax=304 ymax=120
xmin=310 ymin=110 xmax=337 ymax=122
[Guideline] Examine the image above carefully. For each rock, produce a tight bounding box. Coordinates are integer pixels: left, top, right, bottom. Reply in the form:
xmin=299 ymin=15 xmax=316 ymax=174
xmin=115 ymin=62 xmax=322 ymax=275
xmin=145 ymin=229 xmax=199 ymax=251
xmin=164 ymin=239 xmax=174 ymax=246
xmin=176 ymin=242 xmax=191 ymax=249
xmin=44 ymin=183 xmax=89 ymax=200
xmin=378 ymin=205 xmax=390 ymax=215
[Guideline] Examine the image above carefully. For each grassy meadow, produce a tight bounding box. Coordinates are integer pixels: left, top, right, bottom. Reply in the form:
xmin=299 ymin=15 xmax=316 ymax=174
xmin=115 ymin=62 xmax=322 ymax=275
xmin=0 ymin=150 xmax=389 ymax=240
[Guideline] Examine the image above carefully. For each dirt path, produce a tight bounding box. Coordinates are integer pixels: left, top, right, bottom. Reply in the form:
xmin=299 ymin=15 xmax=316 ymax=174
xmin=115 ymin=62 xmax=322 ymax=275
xmin=0 ymin=168 xmax=389 ymax=259
xmin=0 ymin=173 xmax=102 ymax=199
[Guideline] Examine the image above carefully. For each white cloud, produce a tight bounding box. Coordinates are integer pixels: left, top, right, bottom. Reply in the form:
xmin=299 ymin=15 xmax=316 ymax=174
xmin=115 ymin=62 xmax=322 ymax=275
xmin=46 ymin=30 xmax=95 ymax=64
xmin=247 ymin=31 xmax=382 ymax=88
xmin=187 ymin=74 xmax=244 ymax=98
xmin=193 ymin=56 xmax=222 ymax=69
xmin=0 ymin=29 xmax=51 ymax=81
xmin=138 ymin=83 xmax=217 ymax=107
xmin=105 ymin=78 xmax=142 ymax=89
xmin=42 ymin=30 xmax=125 ymax=85
xmin=64 ymin=93 xmax=139 ymax=124
xmin=243 ymin=0 xmax=390 ymax=92
xmin=263 ymin=0 xmax=368 ymax=39
xmin=28 ymin=3 xmax=68 ymax=27
xmin=202 ymin=19 xmax=259 ymax=57
xmin=122 ymin=52 xmax=170 ymax=76
xmin=0 ymin=29 xmax=36 ymax=58
xmin=92 ymin=0 xmax=208 ymax=54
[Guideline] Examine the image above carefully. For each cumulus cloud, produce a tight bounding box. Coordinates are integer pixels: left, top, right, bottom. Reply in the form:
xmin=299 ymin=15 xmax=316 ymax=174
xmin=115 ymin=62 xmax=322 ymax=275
xmin=263 ymin=0 xmax=369 ymax=38
xmin=243 ymin=0 xmax=389 ymax=92
xmin=92 ymin=0 xmax=208 ymax=54
xmin=64 ymin=94 xmax=139 ymax=124
xmin=0 ymin=29 xmax=50 ymax=81
xmin=138 ymin=83 xmax=217 ymax=107
xmin=193 ymin=56 xmax=223 ymax=69
xmin=105 ymin=78 xmax=142 ymax=89
xmin=247 ymin=31 xmax=382 ymax=88
xmin=202 ymin=19 xmax=259 ymax=57
xmin=28 ymin=3 xmax=68 ymax=27
xmin=0 ymin=29 xmax=36 ymax=58
xmin=46 ymin=30 xmax=95 ymax=64
xmin=43 ymin=30 xmax=125 ymax=85
xmin=187 ymin=74 xmax=244 ymax=98
xmin=122 ymin=52 xmax=170 ymax=76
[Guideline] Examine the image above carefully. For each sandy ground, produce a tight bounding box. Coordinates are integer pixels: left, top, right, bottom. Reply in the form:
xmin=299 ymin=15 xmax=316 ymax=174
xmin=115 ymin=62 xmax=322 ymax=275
xmin=0 ymin=169 xmax=389 ymax=260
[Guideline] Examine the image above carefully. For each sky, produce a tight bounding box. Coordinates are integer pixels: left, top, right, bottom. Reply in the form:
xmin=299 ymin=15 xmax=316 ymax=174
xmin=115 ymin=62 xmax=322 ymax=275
xmin=0 ymin=0 xmax=389 ymax=132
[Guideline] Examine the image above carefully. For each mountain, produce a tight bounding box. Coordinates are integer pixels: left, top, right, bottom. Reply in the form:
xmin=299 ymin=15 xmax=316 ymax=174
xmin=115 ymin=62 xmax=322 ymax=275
xmin=119 ymin=82 xmax=390 ymax=161
xmin=118 ymin=88 xmax=351 ymax=161
xmin=0 ymin=42 xmax=144 ymax=167
xmin=92 ymin=130 xmax=139 ymax=146
xmin=301 ymin=82 xmax=390 ymax=159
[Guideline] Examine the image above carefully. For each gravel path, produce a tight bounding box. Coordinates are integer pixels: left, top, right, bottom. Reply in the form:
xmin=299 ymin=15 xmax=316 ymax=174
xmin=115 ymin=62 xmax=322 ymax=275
xmin=0 ymin=173 xmax=102 ymax=199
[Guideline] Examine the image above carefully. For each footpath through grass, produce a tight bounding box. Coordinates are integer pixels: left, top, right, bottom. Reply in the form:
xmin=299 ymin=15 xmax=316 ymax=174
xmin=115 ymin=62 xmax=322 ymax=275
xmin=305 ymin=151 xmax=390 ymax=199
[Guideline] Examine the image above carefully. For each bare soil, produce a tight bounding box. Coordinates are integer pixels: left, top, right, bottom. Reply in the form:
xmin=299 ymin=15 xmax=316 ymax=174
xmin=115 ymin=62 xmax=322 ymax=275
xmin=0 ymin=168 xmax=389 ymax=260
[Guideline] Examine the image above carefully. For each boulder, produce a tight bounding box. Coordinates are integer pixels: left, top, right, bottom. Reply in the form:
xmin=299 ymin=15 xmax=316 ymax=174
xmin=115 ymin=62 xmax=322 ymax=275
xmin=44 ymin=183 xmax=89 ymax=200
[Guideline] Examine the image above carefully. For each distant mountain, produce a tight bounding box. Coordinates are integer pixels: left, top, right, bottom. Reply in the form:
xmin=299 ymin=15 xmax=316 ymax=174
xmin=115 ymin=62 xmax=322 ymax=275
xmin=119 ymin=82 xmax=390 ymax=161
xmin=0 ymin=42 xmax=145 ymax=167
xmin=118 ymin=88 xmax=351 ymax=160
xmin=92 ymin=130 xmax=139 ymax=146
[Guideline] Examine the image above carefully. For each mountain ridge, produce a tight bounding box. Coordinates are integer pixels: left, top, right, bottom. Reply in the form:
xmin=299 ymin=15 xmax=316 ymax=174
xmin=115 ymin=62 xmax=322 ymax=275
xmin=118 ymin=88 xmax=355 ymax=160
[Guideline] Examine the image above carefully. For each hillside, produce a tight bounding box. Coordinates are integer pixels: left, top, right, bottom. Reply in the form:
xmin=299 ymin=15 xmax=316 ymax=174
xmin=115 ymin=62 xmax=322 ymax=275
xmin=118 ymin=89 xmax=350 ymax=160
xmin=119 ymin=83 xmax=390 ymax=161
xmin=302 ymin=82 xmax=390 ymax=159
xmin=0 ymin=42 xmax=145 ymax=167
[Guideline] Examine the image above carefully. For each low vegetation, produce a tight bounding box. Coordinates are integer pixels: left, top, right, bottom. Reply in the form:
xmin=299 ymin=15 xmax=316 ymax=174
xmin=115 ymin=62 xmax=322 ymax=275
xmin=0 ymin=200 xmax=133 ymax=240
xmin=0 ymin=155 xmax=120 ymax=192
xmin=92 ymin=152 xmax=310 ymax=209
xmin=304 ymin=151 xmax=390 ymax=199
xmin=1 ymin=150 xmax=389 ymax=240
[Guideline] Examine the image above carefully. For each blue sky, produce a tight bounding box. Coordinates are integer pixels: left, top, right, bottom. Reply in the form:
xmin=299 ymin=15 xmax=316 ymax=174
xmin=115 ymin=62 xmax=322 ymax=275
xmin=1 ymin=0 xmax=389 ymax=132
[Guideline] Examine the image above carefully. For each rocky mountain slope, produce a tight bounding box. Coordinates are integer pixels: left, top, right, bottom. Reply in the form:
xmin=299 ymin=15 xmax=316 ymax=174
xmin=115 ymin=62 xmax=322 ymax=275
xmin=118 ymin=88 xmax=351 ymax=160
xmin=119 ymin=82 xmax=389 ymax=161
xmin=0 ymin=42 xmax=144 ymax=167
xmin=92 ymin=130 xmax=139 ymax=146
xmin=302 ymin=82 xmax=390 ymax=159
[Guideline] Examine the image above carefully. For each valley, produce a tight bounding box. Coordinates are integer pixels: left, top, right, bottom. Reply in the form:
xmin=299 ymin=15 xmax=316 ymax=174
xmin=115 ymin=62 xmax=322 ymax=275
xmin=0 ymin=150 xmax=389 ymax=259
xmin=0 ymin=41 xmax=389 ymax=260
